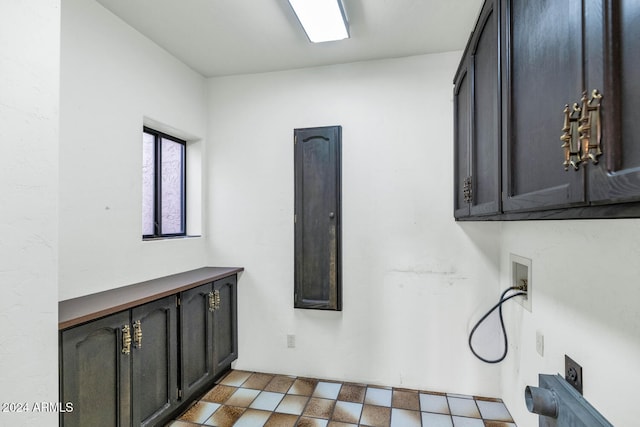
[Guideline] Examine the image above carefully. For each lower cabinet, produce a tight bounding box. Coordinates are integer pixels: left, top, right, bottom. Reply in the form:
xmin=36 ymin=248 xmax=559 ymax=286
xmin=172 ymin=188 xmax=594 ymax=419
xmin=131 ymin=297 xmax=178 ymax=427
xmin=60 ymin=274 xmax=238 ymax=427
xmin=180 ymin=275 xmax=238 ymax=402
xmin=60 ymin=310 xmax=132 ymax=427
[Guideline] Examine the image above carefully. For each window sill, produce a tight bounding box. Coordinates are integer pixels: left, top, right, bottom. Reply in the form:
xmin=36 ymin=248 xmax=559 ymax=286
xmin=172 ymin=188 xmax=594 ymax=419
xmin=142 ymin=235 xmax=202 ymax=242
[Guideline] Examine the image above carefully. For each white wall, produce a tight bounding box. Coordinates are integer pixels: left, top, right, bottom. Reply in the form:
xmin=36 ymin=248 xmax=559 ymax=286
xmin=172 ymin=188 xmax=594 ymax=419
xmin=59 ymin=0 xmax=209 ymax=300
xmin=207 ymin=53 xmax=506 ymax=397
xmin=500 ymin=220 xmax=640 ymax=427
xmin=54 ymin=4 xmax=638 ymax=425
xmin=0 ymin=1 xmax=60 ymax=425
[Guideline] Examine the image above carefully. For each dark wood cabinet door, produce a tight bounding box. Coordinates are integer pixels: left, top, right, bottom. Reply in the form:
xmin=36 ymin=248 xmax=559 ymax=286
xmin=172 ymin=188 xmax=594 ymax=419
xmin=61 ymin=311 xmax=131 ymax=427
xmin=131 ymin=296 xmax=178 ymax=427
xmin=454 ymin=0 xmax=500 ymax=219
xmin=180 ymin=283 xmax=214 ymax=399
xmin=212 ymin=276 xmax=238 ymax=374
xmin=470 ymin=0 xmax=501 ymax=216
xmin=454 ymin=54 xmax=472 ymax=218
xmin=501 ymin=0 xmax=586 ymax=212
xmin=586 ymin=0 xmax=640 ymax=204
xmin=294 ymin=126 xmax=342 ymax=310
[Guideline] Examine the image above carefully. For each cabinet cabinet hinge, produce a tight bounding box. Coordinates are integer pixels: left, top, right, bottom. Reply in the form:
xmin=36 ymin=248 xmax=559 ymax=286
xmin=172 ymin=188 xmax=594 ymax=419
xmin=178 ymin=389 xmax=183 ymax=399
xmin=294 ymin=135 xmax=297 ymax=145
xmin=463 ymin=176 xmax=473 ymax=203
xmin=177 ymin=296 xmax=181 ymax=307
xmin=294 ymin=214 xmax=297 ymax=223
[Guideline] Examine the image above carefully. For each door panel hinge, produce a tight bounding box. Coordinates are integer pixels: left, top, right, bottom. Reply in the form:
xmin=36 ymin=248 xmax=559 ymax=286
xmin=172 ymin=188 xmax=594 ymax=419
xmin=463 ymin=176 xmax=472 ymax=203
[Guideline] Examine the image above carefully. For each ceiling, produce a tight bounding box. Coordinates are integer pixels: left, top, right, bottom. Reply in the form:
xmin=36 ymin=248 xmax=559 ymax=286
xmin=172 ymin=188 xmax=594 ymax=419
xmin=95 ymin=0 xmax=484 ymax=78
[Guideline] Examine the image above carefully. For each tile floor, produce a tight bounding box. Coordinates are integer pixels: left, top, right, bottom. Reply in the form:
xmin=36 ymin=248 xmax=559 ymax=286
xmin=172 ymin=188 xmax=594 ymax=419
xmin=167 ymin=370 xmax=516 ymax=427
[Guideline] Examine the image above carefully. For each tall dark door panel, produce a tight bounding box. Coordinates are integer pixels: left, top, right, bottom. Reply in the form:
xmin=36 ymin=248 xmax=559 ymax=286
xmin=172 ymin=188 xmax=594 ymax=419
xmin=131 ymin=296 xmax=178 ymax=427
xmin=180 ymin=283 xmax=213 ymax=400
xmin=213 ymin=276 xmax=238 ymax=372
xmin=294 ymin=126 xmax=342 ymax=310
xmin=502 ymin=0 xmax=586 ymax=212
xmin=454 ymin=0 xmax=501 ymax=218
xmin=454 ymin=56 xmax=472 ymax=218
xmin=61 ymin=311 xmax=131 ymax=427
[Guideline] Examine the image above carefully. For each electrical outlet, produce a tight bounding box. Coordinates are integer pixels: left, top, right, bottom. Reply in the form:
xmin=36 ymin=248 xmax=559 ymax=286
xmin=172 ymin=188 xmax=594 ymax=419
xmin=536 ymin=330 xmax=544 ymax=357
xmin=510 ymin=254 xmax=532 ymax=312
xmin=565 ymin=355 xmax=583 ymax=394
xmin=287 ymin=334 xmax=296 ymax=348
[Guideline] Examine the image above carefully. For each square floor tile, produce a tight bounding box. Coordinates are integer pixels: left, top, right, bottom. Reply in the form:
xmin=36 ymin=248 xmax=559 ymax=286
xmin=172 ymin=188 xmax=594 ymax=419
xmin=476 ymin=400 xmax=513 ymax=422
xmin=165 ymin=421 xmax=201 ymax=427
xmin=179 ymin=402 xmax=221 ymax=424
xmin=451 ymin=416 xmax=484 ymax=427
xmin=483 ymin=422 xmax=517 ymax=427
xmin=390 ymin=408 xmax=421 ymax=427
xmin=218 ymin=370 xmax=253 ymax=387
xmin=250 ymin=391 xmax=285 ymax=412
xmin=243 ymin=373 xmax=275 ymax=390
xmin=275 ymin=394 xmax=308 ymax=415
xmin=392 ymin=390 xmax=419 ymax=410
xmin=447 ymin=393 xmax=474 ymax=400
xmin=360 ymin=404 xmax=391 ymax=427
xmin=365 ymin=387 xmax=392 ymax=407
xmin=421 ymin=412 xmax=453 ymax=427
xmin=297 ymin=417 xmax=329 ymax=427
xmin=313 ymin=381 xmax=343 ymax=399
xmin=233 ymin=408 xmax=272 ymax=427
xmin=289 ymin=378 xmax=318 ymax=396
xmin=202 ymin=385 xmax=238 ymax=404
xmin=265 ymin=375 xmax=296 ymax=393
xmin=226 ymin=388 xmax=261 ymax=407
xmin=474 ymin=396 xmax=502 ymax=403
xmin=420 ymin=393 xmax=450 ymax=414
xmin=203 ymin=405 xmax=245 ymax=427
xmin=263 ymin=412 xmax=298 ymax=427
xmin=327 ymin=422 xmax=357 ymax=427
xmin=303 ymin=397 xmax=336 ymax=419
xmin=332 ymin=401 xmax=363 ymax=424
xmin=448 ymin=397 xmax=480 ymax=418
xmin=337 ymin=383 xmax=366 ymax=403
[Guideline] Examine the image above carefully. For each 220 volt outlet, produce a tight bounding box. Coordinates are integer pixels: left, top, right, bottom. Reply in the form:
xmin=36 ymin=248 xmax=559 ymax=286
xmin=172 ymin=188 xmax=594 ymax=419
xmin=565 ymin=354 xmax=583 ymax=395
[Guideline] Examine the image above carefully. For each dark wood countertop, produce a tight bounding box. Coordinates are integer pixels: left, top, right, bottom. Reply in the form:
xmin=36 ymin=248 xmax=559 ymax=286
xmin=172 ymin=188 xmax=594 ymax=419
xmin=59 ymin=267 xmax=243 ymax=330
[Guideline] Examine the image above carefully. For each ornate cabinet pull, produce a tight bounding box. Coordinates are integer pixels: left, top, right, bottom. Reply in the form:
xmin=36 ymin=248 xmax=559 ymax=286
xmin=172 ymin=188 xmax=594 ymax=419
xmin=133 ymin=320 xmax=142 ymax=349
xmin=122 ymin=324 xmax=132 ymax=355
xmin=214 ymin=289 xmax=221 ymax=310
xmin=561 ymin=103 xmax=582 ymax=170
xmin=208 ymin=291 xmax=216 ymax=312
xmin=578 ymin=89 xmax=603 ymax=164
xmin=562 ymin=89 xmax=603 ymax=171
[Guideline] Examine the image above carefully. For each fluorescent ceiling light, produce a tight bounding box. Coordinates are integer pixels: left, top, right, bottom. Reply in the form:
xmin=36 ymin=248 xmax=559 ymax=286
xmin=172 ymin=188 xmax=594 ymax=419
xmin=288 ymin=0 xmax=350 ymax=43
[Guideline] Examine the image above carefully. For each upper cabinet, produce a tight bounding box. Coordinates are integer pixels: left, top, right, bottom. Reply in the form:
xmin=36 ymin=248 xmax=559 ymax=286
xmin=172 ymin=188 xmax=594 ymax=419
xmin=454 ymin=0 xmax=501 ymax=218
xmin=502 ymin=0 xmax=586 ymax=212
xmin=455 ymin=0 xmax=640 ymax=219
xmin=586 ymin=0 xmax=640 ymax=204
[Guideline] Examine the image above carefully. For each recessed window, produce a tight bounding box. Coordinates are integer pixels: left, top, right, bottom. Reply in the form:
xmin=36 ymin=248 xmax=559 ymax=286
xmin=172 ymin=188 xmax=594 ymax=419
xmin=142 ymin=127 xmax=186 ymax=238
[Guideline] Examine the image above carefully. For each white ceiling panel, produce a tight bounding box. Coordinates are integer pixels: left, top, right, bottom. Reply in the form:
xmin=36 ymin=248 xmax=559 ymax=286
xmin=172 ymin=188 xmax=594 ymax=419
xmin=95 ymin=0 xmax=484 ymax=77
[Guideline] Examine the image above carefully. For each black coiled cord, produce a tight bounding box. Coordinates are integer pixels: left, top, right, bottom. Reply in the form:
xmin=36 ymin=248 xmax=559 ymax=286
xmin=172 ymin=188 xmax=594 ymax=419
xmin=468 ymin=286 xmax=527 ymax=364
